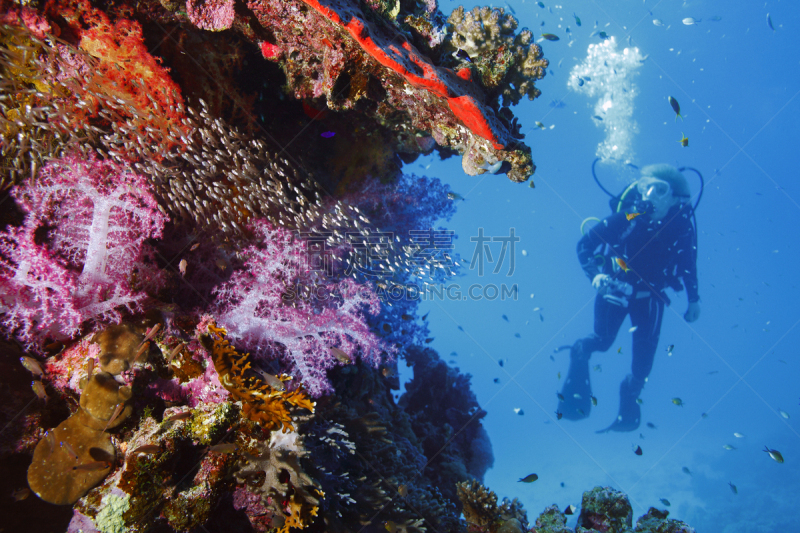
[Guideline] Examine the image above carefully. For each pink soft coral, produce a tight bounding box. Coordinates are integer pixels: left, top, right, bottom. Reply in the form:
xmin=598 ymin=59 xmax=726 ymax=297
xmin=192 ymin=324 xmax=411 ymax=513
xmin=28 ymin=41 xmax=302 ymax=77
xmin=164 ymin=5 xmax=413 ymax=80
xmin=212 ymin=220 xmax=389 ymax=396
xmin=0 ymin=152 xmax=167 ymax=352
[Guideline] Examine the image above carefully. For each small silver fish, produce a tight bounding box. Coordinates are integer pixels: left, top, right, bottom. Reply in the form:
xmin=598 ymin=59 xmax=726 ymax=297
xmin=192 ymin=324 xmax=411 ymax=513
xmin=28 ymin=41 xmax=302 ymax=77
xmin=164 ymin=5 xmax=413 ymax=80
xmin=723 ymin=444 xmax=736 ymax=450
xmin=652 ymin=19 xmax=664 ymax=27
xmin=682 ymin=17 xmax=701 ymax=25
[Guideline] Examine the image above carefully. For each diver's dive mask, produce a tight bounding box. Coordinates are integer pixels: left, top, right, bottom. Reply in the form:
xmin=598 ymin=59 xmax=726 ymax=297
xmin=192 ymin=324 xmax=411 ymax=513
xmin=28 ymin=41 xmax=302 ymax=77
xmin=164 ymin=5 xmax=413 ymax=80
xmin=637 ymin=177 xmax=672 ymax=201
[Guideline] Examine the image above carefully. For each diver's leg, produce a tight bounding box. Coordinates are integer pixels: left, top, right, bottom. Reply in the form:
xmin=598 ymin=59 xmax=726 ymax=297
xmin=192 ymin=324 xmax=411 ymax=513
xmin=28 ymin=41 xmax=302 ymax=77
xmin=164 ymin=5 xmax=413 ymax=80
xmin=601 ymin=295 xmax=664 ymax=432
xmin=560 ymin=295 xmax=626 ymax=420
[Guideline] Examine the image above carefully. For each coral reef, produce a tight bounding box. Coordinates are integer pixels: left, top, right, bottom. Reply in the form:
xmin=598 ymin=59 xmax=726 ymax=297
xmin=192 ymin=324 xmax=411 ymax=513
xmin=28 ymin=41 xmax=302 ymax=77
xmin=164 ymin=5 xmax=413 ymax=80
xmin=575 ymin=486 xmax=633 ymax=533
xmin=455 ymin=484 xmax=697 ymax=533
xmin=0 ymin=1 xmax=703 ymax=532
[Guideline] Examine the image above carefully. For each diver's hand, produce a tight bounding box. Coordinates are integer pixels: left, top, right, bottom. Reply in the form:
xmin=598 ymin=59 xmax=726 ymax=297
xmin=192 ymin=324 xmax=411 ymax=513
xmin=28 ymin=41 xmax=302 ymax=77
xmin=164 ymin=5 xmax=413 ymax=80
xmin=592 ymin=274 xmax=610 ymax=290
xmin=684 ymin=301 xmax=701 ymax=322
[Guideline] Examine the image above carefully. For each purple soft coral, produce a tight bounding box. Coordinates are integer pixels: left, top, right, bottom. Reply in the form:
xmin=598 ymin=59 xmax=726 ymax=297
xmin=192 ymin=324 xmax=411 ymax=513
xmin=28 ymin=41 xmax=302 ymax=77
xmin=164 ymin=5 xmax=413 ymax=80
xmin=213 ymin=220 xmax=389 ymax=396
xmin=0 ymin=152 xmax=167 ymax=352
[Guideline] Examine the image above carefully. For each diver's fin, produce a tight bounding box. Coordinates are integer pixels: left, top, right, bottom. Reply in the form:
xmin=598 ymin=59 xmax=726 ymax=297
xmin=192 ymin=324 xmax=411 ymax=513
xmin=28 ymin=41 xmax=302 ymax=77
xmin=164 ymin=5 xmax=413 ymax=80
xmin=597 ymin=375 xmax=642 ymax=432
xmin=559 ymin=343 xmax=592 ymax=420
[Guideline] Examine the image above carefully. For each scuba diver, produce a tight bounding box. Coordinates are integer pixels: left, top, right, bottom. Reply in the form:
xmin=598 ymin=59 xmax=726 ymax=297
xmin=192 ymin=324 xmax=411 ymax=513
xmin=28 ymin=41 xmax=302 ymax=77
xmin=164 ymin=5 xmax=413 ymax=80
xmin=560 ymin=163 xmax=701 ymax=432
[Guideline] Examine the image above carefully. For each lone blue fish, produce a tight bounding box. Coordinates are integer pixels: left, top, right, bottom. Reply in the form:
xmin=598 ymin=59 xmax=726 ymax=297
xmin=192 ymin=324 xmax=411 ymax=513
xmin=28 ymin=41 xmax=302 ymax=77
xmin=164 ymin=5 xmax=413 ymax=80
xmin=668 ymin=96 xmax=683 ymax=121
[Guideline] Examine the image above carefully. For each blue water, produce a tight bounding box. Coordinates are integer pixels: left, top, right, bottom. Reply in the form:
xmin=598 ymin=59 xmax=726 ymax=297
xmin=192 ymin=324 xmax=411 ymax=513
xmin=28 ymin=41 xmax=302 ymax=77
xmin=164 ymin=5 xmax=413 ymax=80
xmin=405 ymin=1 xmax=799 ymax=530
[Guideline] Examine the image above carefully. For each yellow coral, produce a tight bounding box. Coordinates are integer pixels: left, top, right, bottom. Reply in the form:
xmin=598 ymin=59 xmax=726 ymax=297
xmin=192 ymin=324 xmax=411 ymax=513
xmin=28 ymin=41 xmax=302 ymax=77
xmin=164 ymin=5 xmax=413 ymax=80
xmin=202 ymin=322 xmax=314 ymax=432
xmin=278 ymin=494 xmax=318 ymax=533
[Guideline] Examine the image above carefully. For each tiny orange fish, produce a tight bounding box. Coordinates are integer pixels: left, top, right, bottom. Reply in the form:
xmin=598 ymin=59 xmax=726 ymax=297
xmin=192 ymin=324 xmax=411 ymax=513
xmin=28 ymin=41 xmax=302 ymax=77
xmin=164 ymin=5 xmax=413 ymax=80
xmin=165 ymin=411 xmax=193 ymax=422
xmin=72 ymin=461 xmax=110 ymax=472
xmin=86 ymin=357 xmax=95 ymax=381
xmin=615 ymin=257 xmax=630 ymax=272
xmin=61 ymin=441 xmax=79 ymax=460
xmin=20 ymin=356 xmax=44 ymax=377
xmin=331 ymin=347 xmax=351 ymax=364
xmin=208 ymin=443 xmax=237 ymax=454
xmin=32 ymin=380 xmax=47 ymax=400
xmin=134 ymin=341 xmax=150 ymax=363
xmin=11 ymin=487 xmax=31 ymax=501
xmin=625 ymin=212 xmax=642 ymax=221
xmin=104 ymin=403 xmax=126 ymax=431
xmin=130 ymin=444 xmax=161 ymax=455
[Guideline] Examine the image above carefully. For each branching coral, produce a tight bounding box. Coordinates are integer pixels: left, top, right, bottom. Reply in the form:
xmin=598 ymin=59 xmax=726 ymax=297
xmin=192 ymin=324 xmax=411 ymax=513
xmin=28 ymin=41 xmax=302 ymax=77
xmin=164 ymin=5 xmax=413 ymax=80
xmin=457 ymin=479 xmax=497 ymax=529
xmin=456 ymin=480 xmax=528 ymax=533
xmin=200 ymin=320 xmax=315 ymax=431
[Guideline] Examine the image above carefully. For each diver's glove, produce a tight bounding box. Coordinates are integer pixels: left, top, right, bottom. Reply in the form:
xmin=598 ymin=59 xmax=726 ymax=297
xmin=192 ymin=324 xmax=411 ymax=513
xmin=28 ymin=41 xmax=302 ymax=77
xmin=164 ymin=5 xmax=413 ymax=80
xmin=592 ymin=274 xmax=610 ymax=290
xmin=684 ymin=301 xmax=701 ymax=322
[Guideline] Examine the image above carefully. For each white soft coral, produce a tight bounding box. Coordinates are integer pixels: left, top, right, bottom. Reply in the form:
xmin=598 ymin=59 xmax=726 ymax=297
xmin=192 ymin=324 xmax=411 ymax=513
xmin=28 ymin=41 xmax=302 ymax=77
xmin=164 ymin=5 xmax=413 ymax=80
xmin=0 ymin=152 xmax=167 ymax=352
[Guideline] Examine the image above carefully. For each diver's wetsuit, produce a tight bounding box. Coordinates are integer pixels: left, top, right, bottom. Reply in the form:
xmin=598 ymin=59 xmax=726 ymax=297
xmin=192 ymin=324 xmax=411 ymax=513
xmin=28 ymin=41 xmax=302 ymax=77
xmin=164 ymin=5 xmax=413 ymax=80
xmin=576 ymin=203 xmax=699 ymax=379
xmin=562 ymin=203 xmax=699 ymax=429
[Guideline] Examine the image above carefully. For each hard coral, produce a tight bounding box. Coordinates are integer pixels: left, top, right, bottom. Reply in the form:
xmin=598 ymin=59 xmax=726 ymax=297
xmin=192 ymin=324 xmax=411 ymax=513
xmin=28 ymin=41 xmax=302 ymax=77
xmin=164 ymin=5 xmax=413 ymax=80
xmin=242 ymin=0 xmax=537 ymax=181
xmin=234 ymin=429 xmax=322 ymax=533
xmin=186 ymin=0 xmax=236 ymax=31
xmin=444 ymin=6 xmax=547 ymax=106
xmin=634 ymin=507 xmax=697 ymax=533
xmin=457 ymin=479 xmax=497 ymax=529
xmin=577 ymin=486 xmax=633 ymax=533
xmin=300 ymin=0 xmax=510 ymax=148
xmin=27 ymin=371 xmax=131 ymax=505
xmin=201 ymin=321 xmax=315 ymax=432
xmin=532 ymin=504 xmax=570 ymax=533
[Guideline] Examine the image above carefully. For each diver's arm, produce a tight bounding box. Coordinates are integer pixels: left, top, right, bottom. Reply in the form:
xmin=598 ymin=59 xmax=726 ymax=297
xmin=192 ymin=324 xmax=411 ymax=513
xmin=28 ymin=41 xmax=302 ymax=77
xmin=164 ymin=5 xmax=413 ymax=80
xmin=577 ymin=214 xmax=623 ymax=281
xmin=676 ymin=223 xmax=700 ymax=303
xmin=676 ymin=220 xmax=700 ymax=321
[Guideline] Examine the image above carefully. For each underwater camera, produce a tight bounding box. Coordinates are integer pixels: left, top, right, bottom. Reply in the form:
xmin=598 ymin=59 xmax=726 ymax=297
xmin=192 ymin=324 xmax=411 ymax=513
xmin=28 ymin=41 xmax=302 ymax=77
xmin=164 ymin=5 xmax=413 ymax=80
xmin=600 ymin=278 xmax=634 ymax=307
